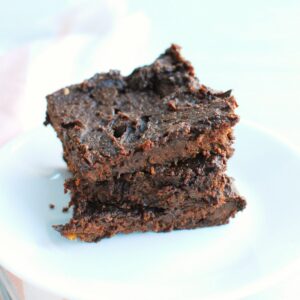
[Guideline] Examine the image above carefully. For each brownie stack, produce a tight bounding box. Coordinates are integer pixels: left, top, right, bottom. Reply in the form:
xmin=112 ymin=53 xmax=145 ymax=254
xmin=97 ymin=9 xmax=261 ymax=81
xmin=45 ymin=44 xmax=246 ymax=242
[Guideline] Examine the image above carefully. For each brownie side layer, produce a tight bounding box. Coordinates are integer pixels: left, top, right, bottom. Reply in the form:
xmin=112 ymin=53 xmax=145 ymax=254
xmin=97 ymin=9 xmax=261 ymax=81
xmin=54 ymin=179 xmax=246 ymax=242
xmin=46 ymin=44 xmax=239 ymax=182
xmin=65 ymin=155 xmax=227 ymax=209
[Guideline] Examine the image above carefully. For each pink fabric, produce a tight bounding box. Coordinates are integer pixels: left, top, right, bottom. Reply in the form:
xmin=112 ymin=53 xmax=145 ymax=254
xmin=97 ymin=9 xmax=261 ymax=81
xmin=0 ymin=47 xmax=29 ymax=145
xmin=6 ymin=270 xmax=25 ymax=300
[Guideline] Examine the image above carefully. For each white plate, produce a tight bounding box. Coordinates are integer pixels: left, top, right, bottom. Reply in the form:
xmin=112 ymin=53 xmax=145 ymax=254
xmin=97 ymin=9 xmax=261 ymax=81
xmin=0 ymin=122 xmax=299 ymax=300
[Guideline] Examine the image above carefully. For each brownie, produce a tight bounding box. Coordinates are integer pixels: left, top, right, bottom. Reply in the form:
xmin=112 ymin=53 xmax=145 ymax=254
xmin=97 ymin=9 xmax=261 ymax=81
xmin=46 ymin=44 xmax=246 ymax=242
xmin=54 ymin=178 xmax=246 ymax=242
xmin=45 ymin=44 xmax=239 ymax=182
xmin=65 ymin=155 xmax=227 ymax=209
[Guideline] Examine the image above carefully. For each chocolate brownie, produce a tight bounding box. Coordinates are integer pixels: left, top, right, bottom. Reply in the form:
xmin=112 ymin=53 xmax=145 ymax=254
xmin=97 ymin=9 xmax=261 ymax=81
xmin=45 ymin=44 xmax=239 ymax=182
xmin=65 ymin=155 xmax=227 ymax=209
xmin=54 ymin=178 xmax=246 ymax=242
xmin=46 ymin=44 xmax=246 ymax=242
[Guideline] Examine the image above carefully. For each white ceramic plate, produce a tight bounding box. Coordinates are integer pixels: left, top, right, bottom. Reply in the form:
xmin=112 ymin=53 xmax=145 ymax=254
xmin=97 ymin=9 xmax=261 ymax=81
xmin=0 ymin=122 xmax=299 ymax=300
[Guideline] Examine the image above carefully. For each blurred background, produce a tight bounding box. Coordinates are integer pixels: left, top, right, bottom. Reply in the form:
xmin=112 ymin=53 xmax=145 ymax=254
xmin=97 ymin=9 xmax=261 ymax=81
xmin=0 ymin=0 xmax=299 ymax=299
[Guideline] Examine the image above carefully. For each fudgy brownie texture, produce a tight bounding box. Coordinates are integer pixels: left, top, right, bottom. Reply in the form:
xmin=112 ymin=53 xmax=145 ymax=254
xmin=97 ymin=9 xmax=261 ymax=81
xmin=46 ymin=44 xmax=246 ymax=242
xmin=65 ymin=155 xmax=227 ymax=209
xmin=55 ymin=178 xmax=246 ymax=242
xmin=45 ymin=44 xmax=239 ymax=182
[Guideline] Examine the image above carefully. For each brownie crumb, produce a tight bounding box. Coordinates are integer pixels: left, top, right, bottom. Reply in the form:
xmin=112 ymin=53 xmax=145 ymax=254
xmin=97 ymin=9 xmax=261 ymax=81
xmin=137 ymin=140 xmax=154 ymax=152
xmin=49 ymin=203 xmax=55 ymax=209
xmin=43 ymin=112 xmax=51 ymax=126
xmin=150 ymin=166 xmax=156 ymax=175
xmin=63 ymin=88 xmax=70 ymax=95
xmin=167 ymin=100 xmax=177 ymax=111
xmin=62 ymin=207 xmax=69 ymax=213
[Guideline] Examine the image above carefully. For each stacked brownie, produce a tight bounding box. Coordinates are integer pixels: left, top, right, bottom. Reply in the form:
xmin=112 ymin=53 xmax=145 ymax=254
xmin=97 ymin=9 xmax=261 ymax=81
xmin=45 ymin=44 xmax=246 ymax=242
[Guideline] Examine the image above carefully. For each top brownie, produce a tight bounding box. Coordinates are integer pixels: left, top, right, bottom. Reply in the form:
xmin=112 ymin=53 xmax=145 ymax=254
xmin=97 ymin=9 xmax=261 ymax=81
xmin=46 ymin=44 xmax=239 ymax=182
